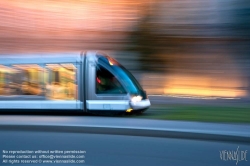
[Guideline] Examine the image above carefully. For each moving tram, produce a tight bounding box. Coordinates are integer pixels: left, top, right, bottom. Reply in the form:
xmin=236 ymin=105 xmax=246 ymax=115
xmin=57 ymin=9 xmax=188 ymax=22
xmin=0 ymin=51 xmax=150 ymax=114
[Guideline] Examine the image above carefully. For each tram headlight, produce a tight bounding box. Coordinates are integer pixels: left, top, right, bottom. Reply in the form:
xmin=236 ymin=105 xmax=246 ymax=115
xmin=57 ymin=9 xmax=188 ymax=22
xmin=131 ymin=95 xmax=142 ymax=103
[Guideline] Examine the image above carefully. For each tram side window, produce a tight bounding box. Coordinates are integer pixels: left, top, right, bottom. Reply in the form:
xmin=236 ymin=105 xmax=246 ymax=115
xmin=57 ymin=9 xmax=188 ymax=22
xmin=96 ymin=65 xmax=126 ymax=94
xmin=45 ymin=64 xmax=77 ymax=100
xmin=0 ymin=64 xmax=44 ymax=96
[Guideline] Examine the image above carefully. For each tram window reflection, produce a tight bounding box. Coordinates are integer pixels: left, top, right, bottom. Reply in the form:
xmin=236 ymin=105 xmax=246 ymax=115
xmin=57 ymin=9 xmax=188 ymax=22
xmin=96 ymin=65 xmax=126 ymax=94
xmin=14 ymin=64 xmax=44 ymax=96
xmin=0 ymin=64 xmax=44 ymax=96
xmin=0 ymin=65 xmax=18 ymax=96
xmin=45 ymin=63 xmax=77 ymax=100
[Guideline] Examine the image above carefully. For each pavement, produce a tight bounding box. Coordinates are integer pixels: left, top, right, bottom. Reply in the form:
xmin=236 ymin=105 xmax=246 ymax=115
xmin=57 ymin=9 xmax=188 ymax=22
xmin=0 ymin=115 xmax=249 ymax=144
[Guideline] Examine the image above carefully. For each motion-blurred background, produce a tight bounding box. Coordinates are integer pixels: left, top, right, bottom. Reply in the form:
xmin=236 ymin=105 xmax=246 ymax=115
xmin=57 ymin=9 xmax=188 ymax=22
xmin=0 ymin=0 xmax=250 ymax=112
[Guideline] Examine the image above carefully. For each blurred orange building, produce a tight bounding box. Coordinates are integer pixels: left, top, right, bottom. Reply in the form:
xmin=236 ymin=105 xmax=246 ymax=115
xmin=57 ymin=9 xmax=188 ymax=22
xmin=0 ymin=0 xmax=249 ymax=98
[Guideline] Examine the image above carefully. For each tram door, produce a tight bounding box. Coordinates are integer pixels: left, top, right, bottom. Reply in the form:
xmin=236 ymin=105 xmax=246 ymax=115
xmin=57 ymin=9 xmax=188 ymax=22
xmin=86 ymin=59 xmax=129 ymax=111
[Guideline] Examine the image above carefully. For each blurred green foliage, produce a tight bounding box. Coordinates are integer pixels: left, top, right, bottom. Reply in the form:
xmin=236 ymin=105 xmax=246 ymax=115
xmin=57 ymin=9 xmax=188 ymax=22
xmin=133 ymin=104 xmax=250 ymax=123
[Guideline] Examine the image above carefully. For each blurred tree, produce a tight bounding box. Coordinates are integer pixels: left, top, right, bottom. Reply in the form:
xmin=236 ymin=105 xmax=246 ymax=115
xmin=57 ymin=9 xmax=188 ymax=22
xmin=226 ymin=0 xmax=250 ymax=59
xmin=224 ymin=0 xmax=250 ymax=95
xmin=125 ymin=4 xmax=164 ymax=72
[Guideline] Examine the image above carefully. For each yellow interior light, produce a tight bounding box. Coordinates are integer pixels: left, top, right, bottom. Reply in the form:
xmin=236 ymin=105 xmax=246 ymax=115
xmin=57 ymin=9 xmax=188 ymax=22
xmin=126 ymin=108 xmax=133 ymax=113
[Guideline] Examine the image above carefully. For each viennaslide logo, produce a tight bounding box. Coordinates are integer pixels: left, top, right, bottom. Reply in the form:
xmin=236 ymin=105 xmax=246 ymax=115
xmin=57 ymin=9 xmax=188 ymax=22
xmin=220 ymin=146 xmax=248 ymax=165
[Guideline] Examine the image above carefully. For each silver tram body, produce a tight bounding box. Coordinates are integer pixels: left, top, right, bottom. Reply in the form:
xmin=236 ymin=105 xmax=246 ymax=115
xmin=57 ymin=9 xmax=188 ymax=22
xmin=0 ymin=51 xmax=150 ymax=114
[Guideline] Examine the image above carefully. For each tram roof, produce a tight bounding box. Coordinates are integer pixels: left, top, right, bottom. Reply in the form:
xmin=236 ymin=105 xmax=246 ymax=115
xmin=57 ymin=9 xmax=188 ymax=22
xmin=0 ymin=52 xmax=93 ymax=65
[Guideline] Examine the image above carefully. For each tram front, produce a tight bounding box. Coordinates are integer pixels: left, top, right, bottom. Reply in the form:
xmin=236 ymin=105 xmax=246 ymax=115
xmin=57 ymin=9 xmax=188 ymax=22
xmin=86 ymin=52 xmax=151 ymax=114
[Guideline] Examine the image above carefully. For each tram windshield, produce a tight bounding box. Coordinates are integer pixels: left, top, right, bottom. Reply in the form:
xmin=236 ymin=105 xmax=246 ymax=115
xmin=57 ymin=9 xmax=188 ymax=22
xmin=97 ymin=55 xmax=143 ymax=95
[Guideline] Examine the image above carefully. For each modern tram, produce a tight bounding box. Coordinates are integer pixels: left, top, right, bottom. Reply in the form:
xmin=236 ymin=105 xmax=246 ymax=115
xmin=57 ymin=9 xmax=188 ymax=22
xmin=0 ymin=51 xmax=150 ymax=114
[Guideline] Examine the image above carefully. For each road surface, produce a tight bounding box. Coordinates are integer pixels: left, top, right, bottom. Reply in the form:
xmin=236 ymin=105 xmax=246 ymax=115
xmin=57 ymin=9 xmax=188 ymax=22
xmin=0 ymin=130 xmax=249 ymax=166
xmin=0 ymin=115 xmax=249 ymax=166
